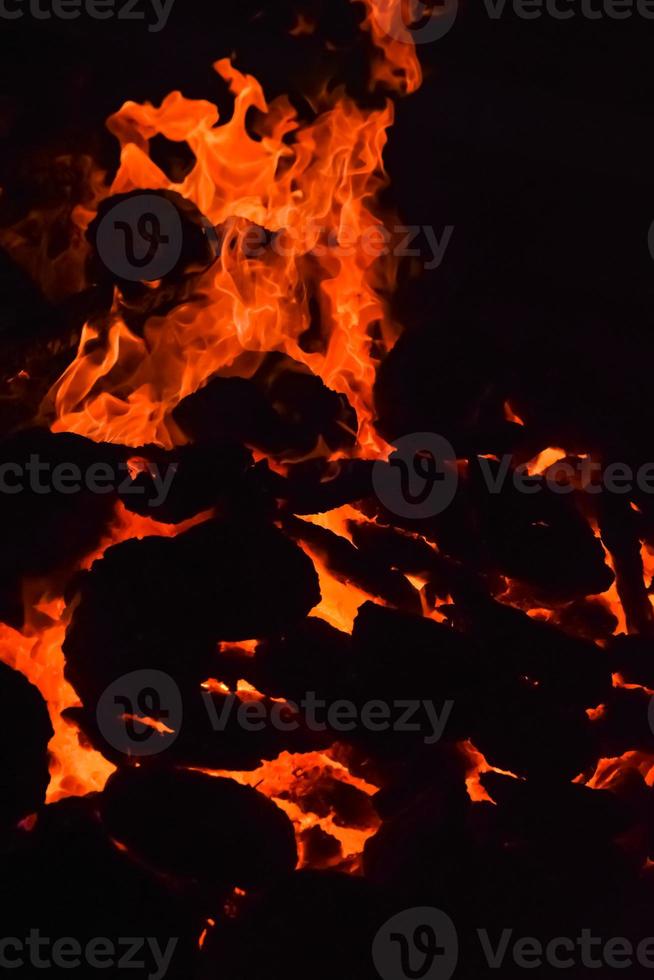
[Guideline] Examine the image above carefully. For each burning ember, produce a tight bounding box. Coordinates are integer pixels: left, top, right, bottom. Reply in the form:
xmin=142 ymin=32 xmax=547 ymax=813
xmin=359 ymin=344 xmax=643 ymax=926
xmin=1 ymin=0 xmax=654 ymax=976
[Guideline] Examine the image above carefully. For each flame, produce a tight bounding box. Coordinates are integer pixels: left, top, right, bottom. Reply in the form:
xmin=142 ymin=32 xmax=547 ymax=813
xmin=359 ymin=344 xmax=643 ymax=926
xmin=0 ymin=610 xmax=112 ymax=802
xmin=303 ymin=550 xmax=374 ymax=633
xmin=358 ymin=0 xmax=425 ymax=94
xmin=1 ymin=2 xmax=422 ymax=862
xmin=298 ymin=504 xmax=381 ymax=631
xmin=582 ymin=752 xmax=654 ymax=791
xmin=503 ymin=401 xmax=525 ymax=426
xmin=47 ymin=54 xmax=402 ymax=455
xmin=7 ymin=2 xmax=654 ymax=873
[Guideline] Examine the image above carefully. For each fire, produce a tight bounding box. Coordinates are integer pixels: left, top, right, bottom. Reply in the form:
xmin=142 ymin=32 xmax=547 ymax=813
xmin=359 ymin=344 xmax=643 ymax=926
xmin=0 ymin=503 xmax=212 ymax=803
xmin=14 ymin=0 xmax=648 ymax=874
xmin=47 ymin=55 xmax=400 ymax=456
xmin=303 ymin=544 xmax=374 ymax=633
xmin=358 ymin=0 xmax=425 ymax=94
xmin=0 ymin=0 xmax=429 ymax=867
xmin=202 ymin=750 xmax=380 ymax=871
xmin=462 ymin=740 xmax=520 ymax=804
xmin=0 ymin=610 xmax=111 ymax=802
xmin=582 ymin=752 xmax=654 ymax=791
xmin=525 ymin=446 xmax=567 ymax=477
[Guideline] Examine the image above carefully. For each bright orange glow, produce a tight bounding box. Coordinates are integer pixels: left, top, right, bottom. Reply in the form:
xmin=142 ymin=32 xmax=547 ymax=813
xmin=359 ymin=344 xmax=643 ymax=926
xmin=47 ymin=54 xmax=402 ymax=457
xmin=0 ymin=608 xmax=112 ymax=802
xmin=525 ymin=446 xmax=567 ymax=477
xmin=503 ymin=401 xmax=525 ymax=426
xmin=202 ymin=750 xmax=380 ymax=869
xmin=581 ymin=752 xmax=654 ymax=790
xmin=586 ymin=703 xmax=606 ymax=721
xmin=358 ymin=0 xmax=424 ymax=94
xmin=461 ymin=740 xmax=520 ymax=803
xmin=0 ymin=503 xmax=214 ymax=803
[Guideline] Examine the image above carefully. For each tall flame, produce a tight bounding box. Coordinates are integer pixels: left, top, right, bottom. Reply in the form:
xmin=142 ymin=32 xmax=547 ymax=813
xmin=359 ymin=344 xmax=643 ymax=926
xmin=49 ymin=56 xmax=400 ymax=455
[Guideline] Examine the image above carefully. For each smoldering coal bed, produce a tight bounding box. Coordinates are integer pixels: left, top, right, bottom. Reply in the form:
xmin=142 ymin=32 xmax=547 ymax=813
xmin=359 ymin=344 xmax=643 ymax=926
xmin=1 ymin=1 xmax=654 ymax=978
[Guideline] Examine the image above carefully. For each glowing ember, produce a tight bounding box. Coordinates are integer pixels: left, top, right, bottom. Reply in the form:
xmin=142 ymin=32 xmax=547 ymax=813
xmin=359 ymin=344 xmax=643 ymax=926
xmin=462 ymin=740 xmax=520 ymax=804
xmin=525 ymin=446 xmax=567 ymax=477
xmin=201 ymin=750 xmax=380 ymax=870
xmin=0 ymin=503 xmax=213 ymax=801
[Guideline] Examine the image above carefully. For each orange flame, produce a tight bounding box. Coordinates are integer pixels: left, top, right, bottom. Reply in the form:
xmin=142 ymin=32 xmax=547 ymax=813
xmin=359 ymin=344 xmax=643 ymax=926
xmin=48 ymin=57 xmax=401 ymax=456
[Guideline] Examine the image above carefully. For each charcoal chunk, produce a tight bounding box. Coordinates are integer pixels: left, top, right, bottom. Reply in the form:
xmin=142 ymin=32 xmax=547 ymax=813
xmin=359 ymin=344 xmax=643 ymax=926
xmin=64 ymin=517 xmax=321 ymax=707
xmin=100 ymin=767 xmax=297 ymax=889
xmin=253 ymin=618 xmax=353 ymax=704
xmin=0 ymin=661 xmax=53 ymax=831
xmin=470 ymin=679 xmax=597 ymax=781
xmin=198 ymin=871 xmax=386 ymax=980
xmin=117 ymin=441 xmax=252 ymax=524
xmin=173 ymin=353 xmax=356 ymax=459
xmin=0 ymin=427 xmax=121 ymax=626
xmin=0 ymin=796 xmax=197 ymax=978
xmin=454 ymin=596 xmax=612 ymax=709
